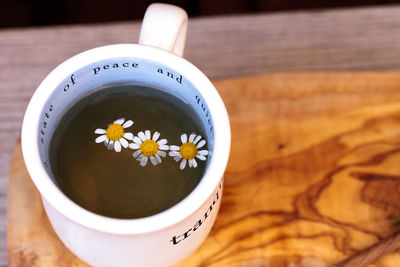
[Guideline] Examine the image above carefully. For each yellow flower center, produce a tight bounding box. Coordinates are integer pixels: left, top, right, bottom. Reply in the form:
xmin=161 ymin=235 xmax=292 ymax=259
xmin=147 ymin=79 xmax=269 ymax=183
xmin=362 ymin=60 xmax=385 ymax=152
xmin=106 ymin=124 xmax=124 ymax=141
xmin=140 ymin=140 xmax=159 ymax=157
xmin=180 ymin=143 xmax=198 ymax=159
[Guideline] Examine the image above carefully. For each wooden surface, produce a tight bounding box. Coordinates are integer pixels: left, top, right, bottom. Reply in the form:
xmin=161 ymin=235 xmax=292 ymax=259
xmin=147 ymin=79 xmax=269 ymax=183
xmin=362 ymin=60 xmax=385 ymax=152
xmin=8 ymin=72 xmax=400 ymax=266
xmin=3 ymin=5 xmax=400 ymax=266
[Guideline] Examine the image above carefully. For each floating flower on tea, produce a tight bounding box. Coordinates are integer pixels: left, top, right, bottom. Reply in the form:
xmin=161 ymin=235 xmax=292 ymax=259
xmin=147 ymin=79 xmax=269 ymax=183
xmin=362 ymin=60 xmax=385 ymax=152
xmin=169 ymin=133 xmax=208 ymax=170
xmin=94 ymin=118 xmax=134 ymax=152
xmin=129 ymin=130 xmax=169 ymax=166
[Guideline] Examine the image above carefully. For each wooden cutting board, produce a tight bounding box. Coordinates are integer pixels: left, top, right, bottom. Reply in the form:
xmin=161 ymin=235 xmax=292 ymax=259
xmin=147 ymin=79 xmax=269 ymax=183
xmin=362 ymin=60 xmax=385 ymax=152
xmin=8 ymin=72 xmax=400 ymax=267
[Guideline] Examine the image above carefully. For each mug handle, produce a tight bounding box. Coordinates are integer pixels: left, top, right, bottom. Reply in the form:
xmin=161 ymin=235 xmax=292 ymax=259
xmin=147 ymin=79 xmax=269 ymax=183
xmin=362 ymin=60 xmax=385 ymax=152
xmin=138 ymin=3 xmax=188 ymax=57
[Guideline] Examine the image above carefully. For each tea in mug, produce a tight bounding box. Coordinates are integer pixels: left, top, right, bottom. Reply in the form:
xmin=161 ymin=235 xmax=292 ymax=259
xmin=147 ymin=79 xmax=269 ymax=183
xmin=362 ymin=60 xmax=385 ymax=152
xmin=49 ymin=85 xmax=209 ymax=219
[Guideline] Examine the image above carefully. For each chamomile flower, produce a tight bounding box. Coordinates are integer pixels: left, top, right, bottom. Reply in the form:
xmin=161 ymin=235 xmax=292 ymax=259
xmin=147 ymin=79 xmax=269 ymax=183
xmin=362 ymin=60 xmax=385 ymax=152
xmin=169 ymin=133 xmax=209 ymax=170
xmin=94 ymin=118 xmax=134 ymax=152
xmin=129 ymin=130 xmax=169 ymax=166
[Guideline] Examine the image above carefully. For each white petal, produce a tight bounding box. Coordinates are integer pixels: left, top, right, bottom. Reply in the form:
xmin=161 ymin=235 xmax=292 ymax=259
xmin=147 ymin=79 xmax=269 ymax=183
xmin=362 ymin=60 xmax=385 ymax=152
xmin=188 ymin=159 xmax=193 ymax=168
xmin=180 ymin=159 xmax=187 ymax=170
xmin=114 ymin=118 xmax=125 ymax=125
xmin=169 ymin=151 xmax=179 ymax=157
xmin=129 ymin=143 xmax=140 ymax=149
xmin=159 ymin=145 xmax=169 ymax=150
xmin=95 ymin=135 xmax=107 ymax=143
xmin=95 ymin=128 xmax=106 ymax=134
xmin=169 ymin=145 xmax=180 ymax=151
xmin=181 ymin=133 xmax=187 ymax=144
xmin=157 ymin=139 xmax=167 ymax=146
xmin=120 ymin=138 xmax=129 ymax=148
xmin=140 ymin=156 xmax=148 ymax=166
xmin=122 ymin=120 xmax=133 ymax=128
xmin=196 ymin=155 xmax=206 ymax=161
xmin=152 ymin=131 xmax=160 ymax=141
xmin=114 ymin=141 xmax=121 ymax=152
xmin=138 ymin=131 xmax=147 ymax=141
xmin=192 ymin=158 xmax=198 ymax=168
xmin=145 ymin=130 xmax=151 ymax=140
xmin=137 ymin=154 xmax=144 ymax=161
xmin=174 ymin=156 xmax=182 ymax=162
xmin=124 ymin=132 xmax=134 ymax=140
xmin=107 ymin=141 xmax=114 ymax=150
xmin=189 ymin=133 xmax=196 ymax=143
xmin=198 ymin=150 xmax=209 ymax=156
xmin=155 ymin=154 xmax=162 ymax=163
xmin=150 ymin=156 xmax=158 ymax=165
xmin=104 ymin=139 xmax=109 ymax=147
xmin=133 ymin=150 xmax=141 ymax=158
xmin=158 ymin=150 xmax=167 ymax=157
xmin=193 ymin=135 xmax=202 ymax=145
xmin=133 ymin=136 xmax=142 ymax=144
xmin=197 ymin=140 xmax=206 ymax=149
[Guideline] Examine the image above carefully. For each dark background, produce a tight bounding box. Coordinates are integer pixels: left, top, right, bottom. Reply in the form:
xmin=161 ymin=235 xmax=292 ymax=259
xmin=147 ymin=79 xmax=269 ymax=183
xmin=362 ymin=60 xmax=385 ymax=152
xmin=1 ymin=0 xmax=400 ymax=28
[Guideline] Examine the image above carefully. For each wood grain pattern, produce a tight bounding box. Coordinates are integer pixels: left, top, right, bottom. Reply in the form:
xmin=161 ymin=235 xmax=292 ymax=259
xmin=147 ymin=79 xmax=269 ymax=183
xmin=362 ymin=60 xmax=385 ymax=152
xmin=3 ymin=5 xmax=400 ymax=265
xmin=8 ymin=72 xmax=400 ymax=266
xmin=336 ymin=231 xmax=400 ymax=266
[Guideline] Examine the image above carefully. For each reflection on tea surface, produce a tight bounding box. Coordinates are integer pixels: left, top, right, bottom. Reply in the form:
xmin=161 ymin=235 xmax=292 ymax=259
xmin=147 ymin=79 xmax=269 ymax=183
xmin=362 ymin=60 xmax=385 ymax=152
xmin=50 ymin=85 xmax=207 ymax=219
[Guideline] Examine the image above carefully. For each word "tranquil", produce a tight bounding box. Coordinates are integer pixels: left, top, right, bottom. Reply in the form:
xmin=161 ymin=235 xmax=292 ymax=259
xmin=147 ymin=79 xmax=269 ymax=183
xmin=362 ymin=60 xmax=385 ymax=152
xmin=169 ymin=181 xmax=222 ymax=245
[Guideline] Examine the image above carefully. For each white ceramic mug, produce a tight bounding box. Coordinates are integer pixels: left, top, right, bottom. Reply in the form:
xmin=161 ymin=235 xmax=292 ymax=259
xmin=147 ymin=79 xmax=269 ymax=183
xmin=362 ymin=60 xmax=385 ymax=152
xmin=21 ymin=3 xmax=230 ymax=267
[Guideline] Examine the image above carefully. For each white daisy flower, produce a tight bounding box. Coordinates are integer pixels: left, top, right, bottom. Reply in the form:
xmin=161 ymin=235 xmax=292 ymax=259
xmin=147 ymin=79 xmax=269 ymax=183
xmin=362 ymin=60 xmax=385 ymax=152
xmin=169 ymin=133 xmax=209 ymax=170
xmin=94 ymin=118 xmax=134 ymax=152
xmin=129 ymin=130 xmax=169 ymax=166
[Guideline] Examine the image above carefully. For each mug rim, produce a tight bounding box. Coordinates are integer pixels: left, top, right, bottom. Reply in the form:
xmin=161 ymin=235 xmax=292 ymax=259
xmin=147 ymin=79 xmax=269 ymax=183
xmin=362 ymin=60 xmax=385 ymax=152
xmin=21 ymin=44 xmax=231 ymax=234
